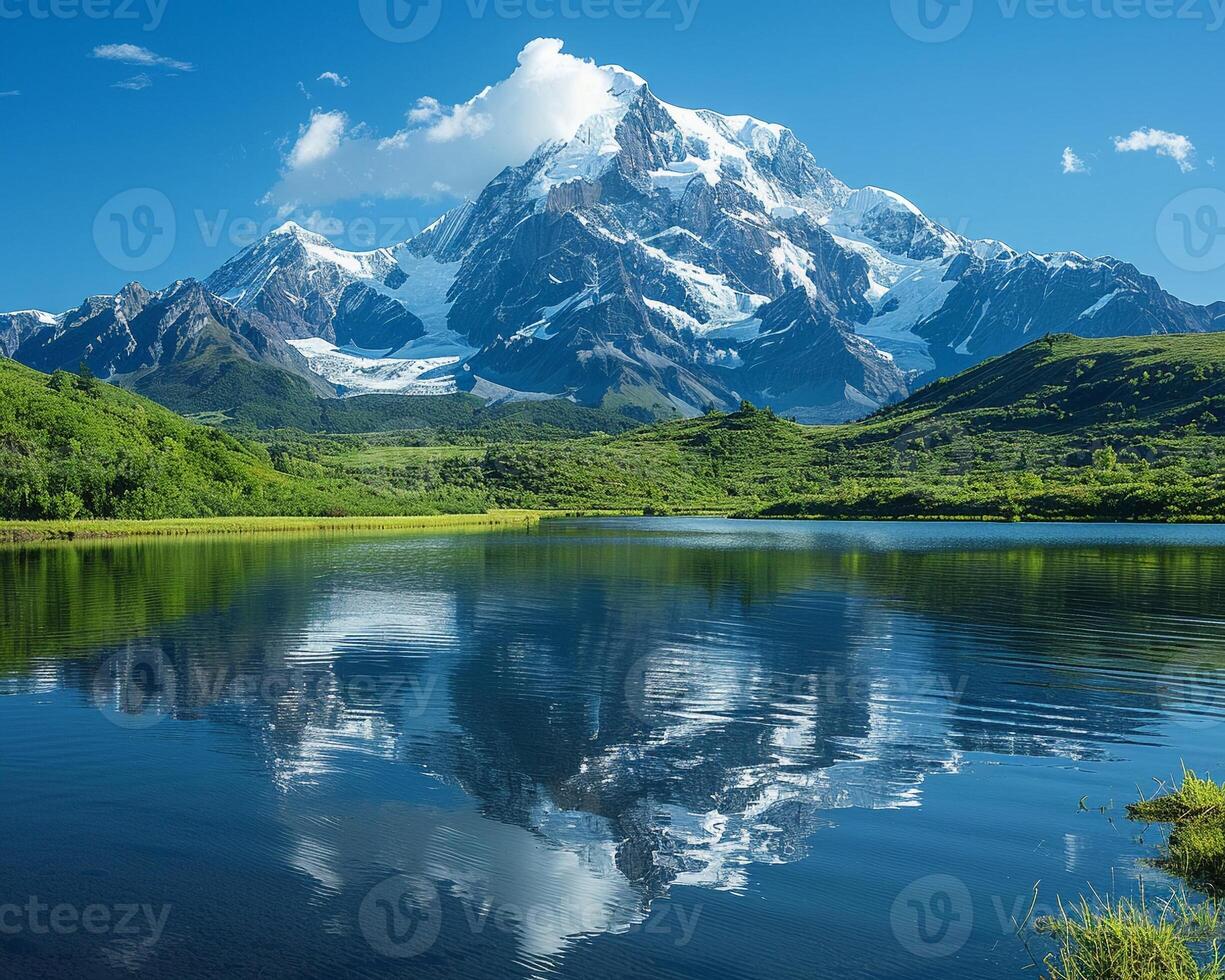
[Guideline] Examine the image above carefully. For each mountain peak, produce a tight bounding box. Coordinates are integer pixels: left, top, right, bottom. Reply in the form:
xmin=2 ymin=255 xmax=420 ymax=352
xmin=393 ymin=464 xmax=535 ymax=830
xmin=270 ymin=220 xmax=330 ymax=243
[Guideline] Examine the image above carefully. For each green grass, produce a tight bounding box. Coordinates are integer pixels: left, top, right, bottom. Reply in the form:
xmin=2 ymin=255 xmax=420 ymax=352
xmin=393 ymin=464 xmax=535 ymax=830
xmin=11 ymin=332 xmax=1225 ymax=524
xmin=0 ymin=511 xmax=548 ymax=543
xmin=0 ymin=359 xmax=490 ymax=520
xmin=1130 ymin=770 xmax=1225 ymax=897
xmin=1130 ymin=772 xmax=1225 ymax=824
xmin=1037 ymin=893 xmax=1223 ymax=980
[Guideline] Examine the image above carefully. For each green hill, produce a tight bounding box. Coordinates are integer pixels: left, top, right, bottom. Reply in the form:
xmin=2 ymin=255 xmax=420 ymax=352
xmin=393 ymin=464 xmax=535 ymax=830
xmin=371 ymin=333 xmax=1225 ymax=521
xmin=7 ymin=334 xmax=1225 ymax=524
xmin=135 ymin=352 xmax=640 ymax=439
xmin=0 ymin=359 xmax=485 ymax=520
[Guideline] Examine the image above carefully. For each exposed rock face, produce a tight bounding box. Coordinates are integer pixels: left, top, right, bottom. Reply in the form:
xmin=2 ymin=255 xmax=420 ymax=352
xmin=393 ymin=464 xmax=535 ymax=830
xmin=4 ymin=58 xmax=1220 ymax=419
xmin=204 ymin=222 xmax=425 ymax=352
xmin=12 ymin=279 xmax=328 ymax=393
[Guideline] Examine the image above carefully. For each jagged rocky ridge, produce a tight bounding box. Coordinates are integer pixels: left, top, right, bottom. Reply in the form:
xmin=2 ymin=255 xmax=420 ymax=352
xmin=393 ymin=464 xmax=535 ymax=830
xmin=3 ymin=60 xmax=1221 ymax=421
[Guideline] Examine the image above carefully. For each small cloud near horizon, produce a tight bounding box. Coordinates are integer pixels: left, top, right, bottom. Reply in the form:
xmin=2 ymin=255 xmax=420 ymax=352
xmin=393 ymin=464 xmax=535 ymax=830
xmin=1113 ymin=127 xmax=1196 ymax=173
xmin=92 ymin=44 xmax=195 ymax=73
xmin=1061 ymin=146 xmax=1090 ymax=175
xmin=113 ymin=75 xmax=153 ymax=91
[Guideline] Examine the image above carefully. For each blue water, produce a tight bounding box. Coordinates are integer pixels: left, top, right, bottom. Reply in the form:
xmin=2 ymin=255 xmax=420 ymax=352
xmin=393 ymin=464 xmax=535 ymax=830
xmin=1 ymin=519 xmax=1223 ymax=978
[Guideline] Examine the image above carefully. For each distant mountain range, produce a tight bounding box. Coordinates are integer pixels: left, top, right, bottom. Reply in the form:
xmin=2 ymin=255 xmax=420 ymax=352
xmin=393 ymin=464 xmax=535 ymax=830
xmin=3 ymin=60 xmax=1222 ymax=423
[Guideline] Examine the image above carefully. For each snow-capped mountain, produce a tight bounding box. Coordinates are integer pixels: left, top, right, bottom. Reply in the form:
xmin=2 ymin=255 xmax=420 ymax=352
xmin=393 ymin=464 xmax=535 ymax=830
xmin=275 ymin=61 xmax=1215 ymax=418
xmin=3 ymin=57 xmax=1220 ymax=421
xmin=10 ymin=279 xmax=326 ymax=392
xmin=0 ymin=309 xmax=60 ymax=360
xmin=204 ymin=222 xmax=425 ymax=352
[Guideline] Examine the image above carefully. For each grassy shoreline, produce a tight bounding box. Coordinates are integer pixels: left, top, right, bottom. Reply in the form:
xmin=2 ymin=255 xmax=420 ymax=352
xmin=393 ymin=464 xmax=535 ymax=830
xmin=0 ymin=511 xmax=552 ymax=544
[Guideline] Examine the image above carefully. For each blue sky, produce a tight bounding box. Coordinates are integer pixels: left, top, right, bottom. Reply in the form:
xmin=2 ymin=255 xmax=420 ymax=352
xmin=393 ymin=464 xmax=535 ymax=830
xmin=0 ymin=0 xmax=1221 ymax=312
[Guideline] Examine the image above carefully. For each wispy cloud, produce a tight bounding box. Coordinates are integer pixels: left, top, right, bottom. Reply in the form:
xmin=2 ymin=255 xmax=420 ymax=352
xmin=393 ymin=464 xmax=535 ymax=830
xmin=113 ymin=74 xmax=153 ymax=91
xmin=316 ymin=71 xmax=350 ymax=88
xmin=1061 ymin=146 xmax=1090 ymax=175
xmin=1113 ymin=127 xmax=1196 ymax=173
xmin=92 ymin=44 xmax=194 ymax=73
xmin=0 ymin=90 xmax=19 ymax=98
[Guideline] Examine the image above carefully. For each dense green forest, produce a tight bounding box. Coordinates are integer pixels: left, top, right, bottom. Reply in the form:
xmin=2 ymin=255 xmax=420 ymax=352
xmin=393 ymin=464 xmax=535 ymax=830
xmin=0 ymin=360 xmax=484 ymax=519
xmin=5 ymin=332 xmax=1225 ymax=522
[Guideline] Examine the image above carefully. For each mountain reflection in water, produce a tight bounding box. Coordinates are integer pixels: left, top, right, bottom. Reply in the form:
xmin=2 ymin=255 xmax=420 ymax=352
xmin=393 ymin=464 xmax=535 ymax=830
xmin=3 ymin=519 xmax=1225 ymax=979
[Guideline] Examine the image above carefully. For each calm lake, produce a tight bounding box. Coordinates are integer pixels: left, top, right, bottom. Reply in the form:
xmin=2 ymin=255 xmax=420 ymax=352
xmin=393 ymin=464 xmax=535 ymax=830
xmin=2 ymin=518 xmax=1224 ymax=979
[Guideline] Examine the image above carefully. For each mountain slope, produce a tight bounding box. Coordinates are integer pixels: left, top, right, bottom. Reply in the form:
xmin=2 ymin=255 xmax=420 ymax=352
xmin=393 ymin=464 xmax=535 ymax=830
xmin=360 ymin=333 xmax=1225 ymax=520
xmin=0 ymin=359 xmax=470 ymax=520
xmin=204 ymin=222 xmax=427 ymax=351
xmin=262 ymin=59 xmax=1217 ymax=419
xmin=3 ymin=52 xmax=1220 ymax=426
xmin=7 ymin=279 xmax=339 ymax=420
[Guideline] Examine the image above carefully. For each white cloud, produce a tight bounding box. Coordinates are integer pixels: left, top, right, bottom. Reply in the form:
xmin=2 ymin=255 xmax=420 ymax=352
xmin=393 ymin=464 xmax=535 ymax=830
xmin=408 ymin=96 xmax=443 ymax=124
xmin=1061 ymin=146 xmax=1090 ymax=175
xmin=92 ymin=44 xmax=194 ymax=72
xmin=0 ymin=90 xmax=19 ymax=97
xmin=113 ymin=74 xmax=153 ymax=91
xmin=288 ymin=110 xmax=348 ymax=169
xmin=266 ymin=38 xmax=621 ymax=209
xmin=1113 ymin=127 xmax=1196 ymax=173
xmin=317 ymin=71 xmax=350 ymax=88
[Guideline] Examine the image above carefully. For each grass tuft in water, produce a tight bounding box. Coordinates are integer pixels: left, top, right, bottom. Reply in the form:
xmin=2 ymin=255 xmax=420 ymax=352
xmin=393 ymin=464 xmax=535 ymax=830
xmin=1129 ymin=769 xmax=1225 ymax=896
xmin=1129 ymin=770 xmax=1225 ymax=824
xmin=1036 ymin=892 xmax=1223 ymax=980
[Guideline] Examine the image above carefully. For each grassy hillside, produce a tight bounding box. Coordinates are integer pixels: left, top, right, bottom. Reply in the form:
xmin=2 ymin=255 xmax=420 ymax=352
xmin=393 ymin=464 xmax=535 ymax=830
xmin=0 ymin=359 xmax=486 ymax=520
xmin=7 ymin=333 xmax=1225 ymax=524
xmin=302 ymin=334 xmax=1225 ymax=521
